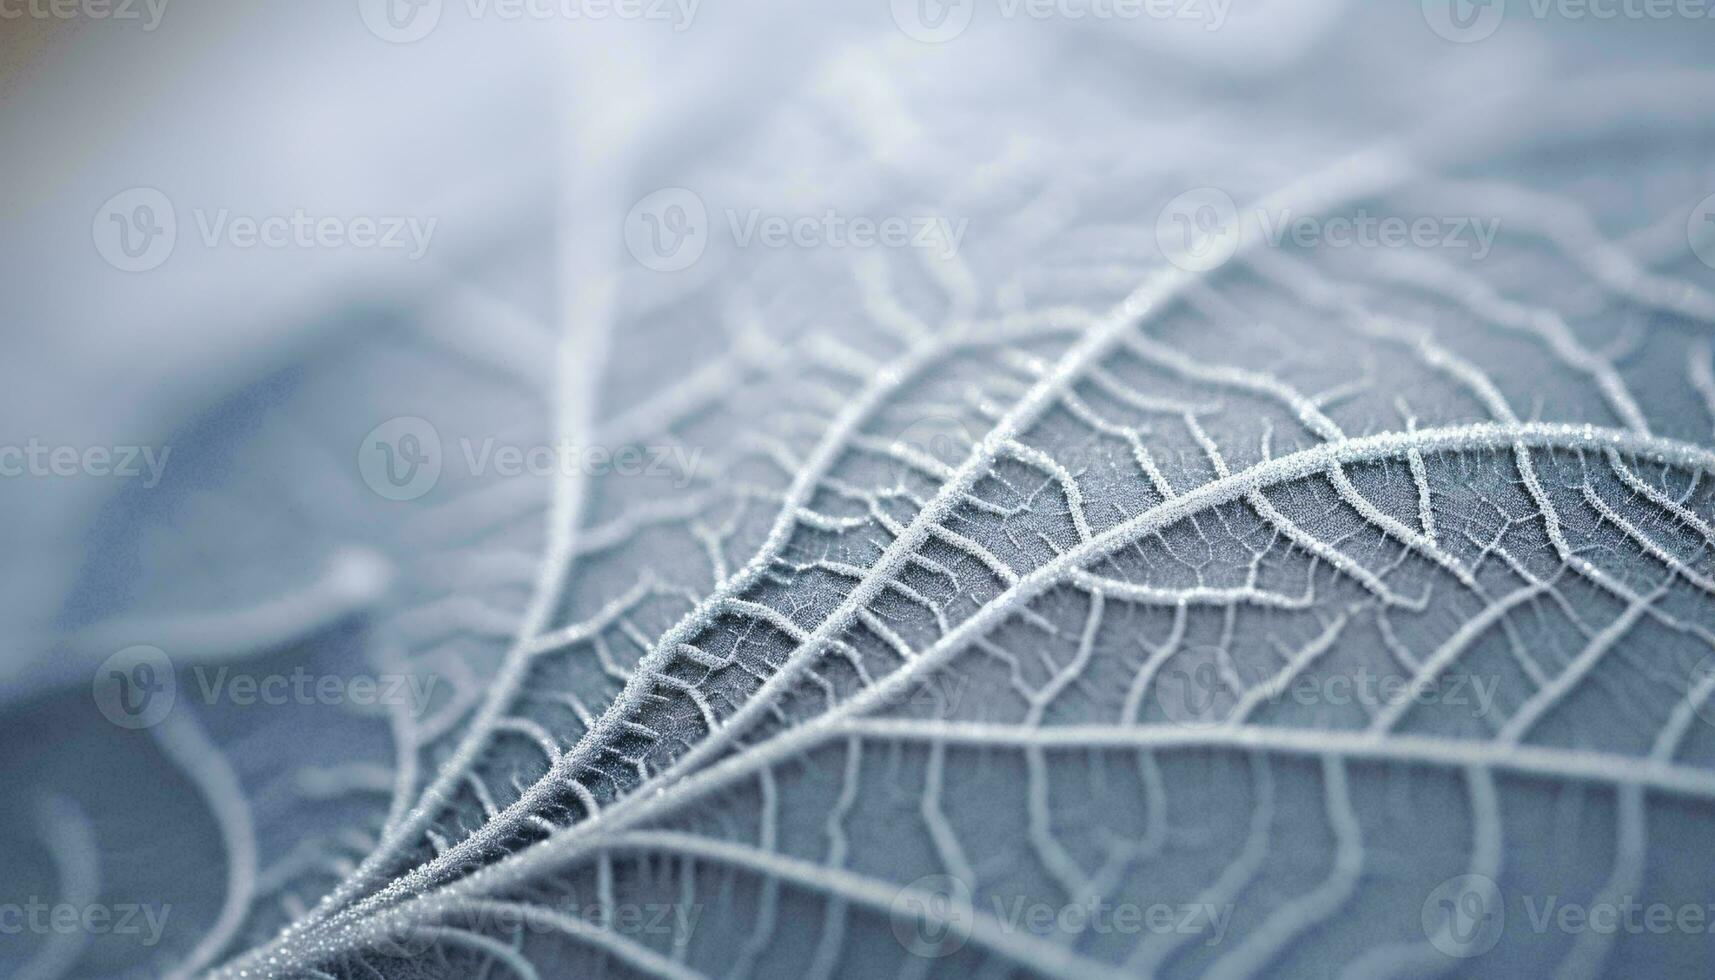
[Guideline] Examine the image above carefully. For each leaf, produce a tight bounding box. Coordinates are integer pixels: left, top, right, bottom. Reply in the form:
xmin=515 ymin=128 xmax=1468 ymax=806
xmin=10 ymin=11 xmax=1715 ymax=980
xmin=209 ymin=56 xmax=1715 ymax=980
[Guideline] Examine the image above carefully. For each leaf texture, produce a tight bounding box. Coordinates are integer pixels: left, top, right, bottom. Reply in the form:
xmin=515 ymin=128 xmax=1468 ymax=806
xmin=10 ymin=10 xmax=1715 ymax=980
